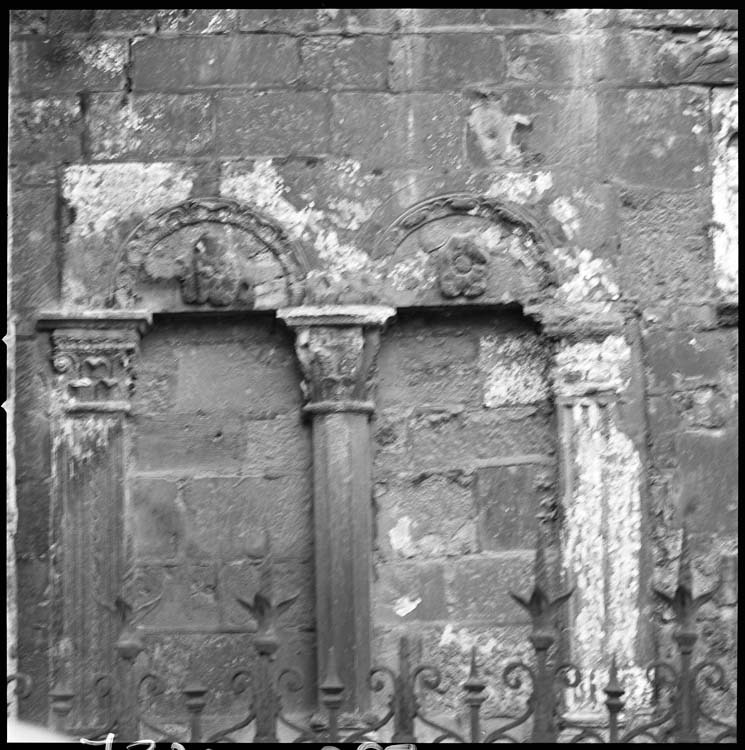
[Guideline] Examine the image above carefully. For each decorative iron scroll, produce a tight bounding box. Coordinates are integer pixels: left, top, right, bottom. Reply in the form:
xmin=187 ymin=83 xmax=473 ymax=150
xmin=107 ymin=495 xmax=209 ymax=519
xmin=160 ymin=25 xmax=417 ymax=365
xmin=37 ymin=527 xmax=736 ymax=744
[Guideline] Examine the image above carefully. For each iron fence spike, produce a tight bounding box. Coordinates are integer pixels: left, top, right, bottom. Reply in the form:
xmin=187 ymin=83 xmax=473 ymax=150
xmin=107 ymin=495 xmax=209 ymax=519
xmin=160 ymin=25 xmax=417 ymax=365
xmin=678 ymin=523 xmax=693 ymax=593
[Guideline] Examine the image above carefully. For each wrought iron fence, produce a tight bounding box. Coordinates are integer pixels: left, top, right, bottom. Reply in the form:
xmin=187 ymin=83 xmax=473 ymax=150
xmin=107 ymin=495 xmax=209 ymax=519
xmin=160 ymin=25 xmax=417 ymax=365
xmin=8 ymin=528 xmax=737 ymax=743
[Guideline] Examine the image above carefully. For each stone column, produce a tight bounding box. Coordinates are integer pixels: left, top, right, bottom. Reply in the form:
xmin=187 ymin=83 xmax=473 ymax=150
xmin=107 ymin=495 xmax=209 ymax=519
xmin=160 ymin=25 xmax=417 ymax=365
xmin=37 ymin=311 xmax=151 ymax=731
xmin=543 ymin=309 xmax=649 ymax=724
xmin=277 ymin=305 xmax=395 ymax=717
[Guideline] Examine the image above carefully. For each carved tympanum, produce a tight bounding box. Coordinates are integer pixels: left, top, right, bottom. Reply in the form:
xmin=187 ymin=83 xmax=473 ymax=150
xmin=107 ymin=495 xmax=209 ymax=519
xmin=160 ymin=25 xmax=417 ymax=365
xmin=375 ymin=193 xmax=555 ymax=307
xmin=110 ymin=198 xmax=308 ymax=311
xmin=438 ymin=233 xmax=488 ymax=298
xmin=177 ymin=234 xmax=254 ymax=307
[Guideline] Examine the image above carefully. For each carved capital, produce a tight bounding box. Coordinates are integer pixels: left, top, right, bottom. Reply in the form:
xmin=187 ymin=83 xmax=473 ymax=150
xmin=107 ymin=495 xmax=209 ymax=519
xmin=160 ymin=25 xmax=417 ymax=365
xmin=277 ymin=306 xmax=395 ymax=413
xmin=38 ymin=311 xmax=152 ymax=412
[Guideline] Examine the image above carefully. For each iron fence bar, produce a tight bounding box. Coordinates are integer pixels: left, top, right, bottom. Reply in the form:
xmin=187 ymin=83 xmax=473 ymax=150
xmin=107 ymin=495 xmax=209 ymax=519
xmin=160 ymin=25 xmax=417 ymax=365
xmin=462 ymin=647 xmax=486 ymax=743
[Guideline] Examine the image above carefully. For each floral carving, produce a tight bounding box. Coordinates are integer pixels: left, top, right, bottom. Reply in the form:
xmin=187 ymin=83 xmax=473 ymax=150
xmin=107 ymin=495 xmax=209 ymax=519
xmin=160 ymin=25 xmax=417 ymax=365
xmin=438 ymin=234 xmax=488 ymax=298
xmin=176 ymin=234 xmax=254 ymax=307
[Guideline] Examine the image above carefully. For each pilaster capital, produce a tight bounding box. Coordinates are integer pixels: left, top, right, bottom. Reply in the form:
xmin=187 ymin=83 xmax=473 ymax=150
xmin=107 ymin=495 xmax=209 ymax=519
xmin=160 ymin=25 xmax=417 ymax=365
xmin=37 ymin=310 xmax=152 ymax=413
xmin=277 ymin=305 xmax=396 ymax=414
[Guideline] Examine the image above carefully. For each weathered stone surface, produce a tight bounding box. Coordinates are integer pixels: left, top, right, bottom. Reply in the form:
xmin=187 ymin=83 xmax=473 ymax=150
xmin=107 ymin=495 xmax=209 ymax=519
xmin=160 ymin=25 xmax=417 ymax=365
xmin=466 ymin=88 xmax=597 ymax=169
xmin=10 ymin=9 xmax=48 ymax=35
xmin=673 ymin=428 xmax=738 ymax=534
xmin=618 ymin=188 xmax=714 ymax=304
xmin=87 ymin=93 xmax=213 ymax=159
xmin=407 ymin=408 xmax=556 ymax=471
xmin=131 ymin=476 xmax=182 ymax=561
xmin=409 ymin=9 xmax=484 ymax=27
xmin=376 ymin=329 xmax=481 ymax=407
xmin=13 ymin=480 xmax=51 ymax=559
xmin=132 ymin=35 xmax=299 ymax=90
xmin=181 ymin=476 xmax=313 ymax=560
xmin=134 ymin=413 xmax=247 ymax=473
xmin=238 ymin=8 xmax=339 ymax=33
xmin=475 ymin=462 xmax=556 ymax=551
xmin=616 ymin=9 xmax=738 ymax=30
xmin=599 ymin=87 xmax=710 ymax=189
xmin=175 ymin=343 xmax=302 ymax=415
xmin=301 ymin=35 xmax=390 ymax=90
xmin=505 ymin=33 xmax=582 ymax=85
xmin=10 ymin=185 xmax=59 ymax=313
xmin=446 ymin=553 xmax=534 ymax=624
xmin=216 ymin=92 xmax=330 ymax=156
xmin=11 ymin=37 xmax=128 ymax=94
xmin=14 ymin=559 xmax=51 ymax=721
xmin=374 ymin=562 xmax=448 ymax=622
xmin=332 ymin=93 xmax=465 ymax=168
xmin=376 ymin=475 xmax=477 ymax=560
xmin=10 ymin=96 xmax=82 ymax=165
xmin=389 ymin=34 xmax=507 ymax=91
xmin=643 ymin=329 xmax=731 ymax=391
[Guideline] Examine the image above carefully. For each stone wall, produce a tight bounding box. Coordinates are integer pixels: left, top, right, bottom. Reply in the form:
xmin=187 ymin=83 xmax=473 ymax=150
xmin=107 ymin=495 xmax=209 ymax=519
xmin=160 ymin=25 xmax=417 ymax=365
xmin=9 ymin=8 xmax=738 ymax=728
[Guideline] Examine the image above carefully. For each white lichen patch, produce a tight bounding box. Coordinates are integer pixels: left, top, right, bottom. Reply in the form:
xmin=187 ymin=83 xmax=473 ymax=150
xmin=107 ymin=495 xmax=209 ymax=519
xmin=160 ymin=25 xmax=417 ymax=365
xmin=485 ymin=170 xmax=553 ymax=204
xmin=388 ymin=250 xmax=437 ymax=291
xmin=389 ymin=515 xmax=415 ymax=558
xmin=221 ymin=160 xmax=320 ymax=240
xmin=438 ymin=624 xmax=500 ymax=655
xmin=554 ymin=335 xmax=631 ymax=397
xmin=78 ymin=40 xmax=127 ymax=76
xmin=393 ymin=595 xmax=421 ymax=618
xmin=553 ymin=247 xmax=620 ymax=304
xmin=479 ymin=335 xmax=549 ymax=406
xmin=314 ymin=228 xmax=372 ymax=275
xmin=220 ymin=159 xmax=381 ymax=282
xmin=63 ymin=163 xmax=195 ymax=240
xmin=711 ymin=87 xmax=738 ymax=296
xmin=562 ymin=402 xmax=648 ymax=713
xmin=550 ymin=197 xmax=580 ymax=240
xmin=92 ymin=100 xmax=148 ymax=158
xmin=479 ymin=224 xmax=539 ymax=273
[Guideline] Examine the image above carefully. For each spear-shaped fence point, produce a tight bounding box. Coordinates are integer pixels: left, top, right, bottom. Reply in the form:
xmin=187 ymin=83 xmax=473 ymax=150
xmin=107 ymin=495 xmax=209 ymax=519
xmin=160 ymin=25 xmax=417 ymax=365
xmin=534 ymin=531 xmax=550 ymax=593
xmin=678 ymin=523 xmax=693 ymax=593
xmin=604 ymin=655 xmax=624 ymax=699
xmin=463 ymin=646 xmax=485 ymax=695
xmin=258 ymin=529 xmax=274 ymax=596
xmin=463 ymin=646 xmax=486 ymax=743
xmin=654 ymin=522 xmax=718 ymax=623
xmin=510 ymin=535 xmax=573 ymax=627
